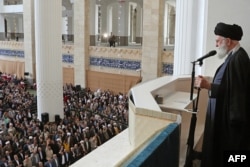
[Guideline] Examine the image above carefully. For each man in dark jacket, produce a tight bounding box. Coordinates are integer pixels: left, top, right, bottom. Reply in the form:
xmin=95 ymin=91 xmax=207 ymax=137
xmin=195 ymin=22 xmax=250 ymax=167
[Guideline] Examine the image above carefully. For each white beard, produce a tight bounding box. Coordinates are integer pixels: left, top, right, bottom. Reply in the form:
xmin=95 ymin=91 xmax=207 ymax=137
xmin=217 ymin=41 xmax=228 ymax=59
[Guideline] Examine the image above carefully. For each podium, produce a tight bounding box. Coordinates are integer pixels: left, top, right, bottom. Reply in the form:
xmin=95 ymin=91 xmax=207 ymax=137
xmin=70 ymin=76 xmax=208 ymax=167
xmin=129 ymin=75 xmax=207 ymax=166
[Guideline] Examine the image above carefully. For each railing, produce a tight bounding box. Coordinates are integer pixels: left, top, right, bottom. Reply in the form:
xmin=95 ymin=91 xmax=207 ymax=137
xmin=0 ymin=40 xmax=24 ymax=50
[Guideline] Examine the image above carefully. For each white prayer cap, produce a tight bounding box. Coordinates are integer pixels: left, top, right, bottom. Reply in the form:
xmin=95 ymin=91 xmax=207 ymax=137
xmin=67 ymin=132 xmax=71 ymax=136
xmin=80 ymin=140 xmax=84 ymax=143
xmin=29 ymin=136 xmax=33 ymax=139
xmin=56 ymin=138 xmax=61 ymax=141
xmin=5 ymin=141 xmax=10 ymax=145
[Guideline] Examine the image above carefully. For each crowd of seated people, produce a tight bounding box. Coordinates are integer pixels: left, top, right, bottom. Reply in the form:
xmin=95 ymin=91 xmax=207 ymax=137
xmin=0 ymin=73 xmax=128 ymax=167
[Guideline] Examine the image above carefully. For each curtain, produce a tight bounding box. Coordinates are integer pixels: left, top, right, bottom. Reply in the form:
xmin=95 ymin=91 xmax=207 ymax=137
xmin=0 ymin=60 xmax=25 ymax=78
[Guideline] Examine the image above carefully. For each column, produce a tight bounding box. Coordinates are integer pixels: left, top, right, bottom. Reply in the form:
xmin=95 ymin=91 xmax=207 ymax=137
xmin=89 ymin=0 xmax=96 ymax=45
xmin=74 ymin=0 xmax=90 ymax=87
xmin=0 ymin=15 xmax=4 ymax=40
xmin=62 ymin=17 xmax=67 ymax=41
xmin=116 ymin=2 xmax=129 ymax=46
xmin=13 ymin=16 xmax=17 ymax=39
xmin=17 ymin=17 xmax=23 ymax=39
xmin=130 ymin=5 xmax=136 ymax=42
xmin=141 ymin=0 xmax=164 ymax=82
xmin=67 ymin=17 xmax=73 ymax=41
xmin=6 ymin=17 xmax=11 ymax=40
xmin=6 ymin=17 xmax=14 ymax=40
xmin=23 ymin=0 xmax=36 ymax=83
xmin=164 ymin=4 xmax=175 ymax=45
xmin=168 ymin=6 xmax=175 ymax=45
xmin=173 ymin=0 xmax=205 ymax=75
xmin=100 ymin=2 xmax=108 ymax=43
xmin=35 ymin=0 xmax=64 ymax=121
xmin=135 ymin=5 xmax=142 ymax=44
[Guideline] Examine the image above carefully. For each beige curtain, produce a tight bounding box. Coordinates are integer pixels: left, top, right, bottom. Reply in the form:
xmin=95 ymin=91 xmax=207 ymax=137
xmin=0 ymin=60 xmax=25 ymax=78
xmin=86 ymin=70 xmax=141 ymax=94
xmin=63 ymin=67 xmax=74 ymax=85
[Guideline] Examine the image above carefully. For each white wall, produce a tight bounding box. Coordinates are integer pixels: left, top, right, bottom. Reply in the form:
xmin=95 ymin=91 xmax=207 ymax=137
xmin=203 ymin=0 xmax=250 ymax=76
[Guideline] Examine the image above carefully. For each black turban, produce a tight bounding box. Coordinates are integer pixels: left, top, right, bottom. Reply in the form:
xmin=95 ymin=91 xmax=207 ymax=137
xmin=214 ymin=22 xmax=243 ymax=41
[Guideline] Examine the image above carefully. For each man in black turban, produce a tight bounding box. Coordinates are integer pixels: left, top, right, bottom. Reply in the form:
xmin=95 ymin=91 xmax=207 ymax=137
xmin=214 ymin=22 xmax=243 ymax=41
xmin=195 ymin=23 xmax=250 ymax=167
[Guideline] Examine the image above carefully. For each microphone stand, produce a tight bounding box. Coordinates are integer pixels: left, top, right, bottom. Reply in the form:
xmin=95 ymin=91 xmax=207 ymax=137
xmin=184 ymin=60 xmax=202 ymax=167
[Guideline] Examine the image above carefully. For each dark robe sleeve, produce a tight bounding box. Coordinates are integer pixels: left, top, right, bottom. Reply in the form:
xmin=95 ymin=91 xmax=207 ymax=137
xmin=209 ymin=83 xmax=219 ymax=98
xmin=223 ymin=48 xmax=250 ymax=149
xmin=227 ymin=50 xmax=249 ymax=125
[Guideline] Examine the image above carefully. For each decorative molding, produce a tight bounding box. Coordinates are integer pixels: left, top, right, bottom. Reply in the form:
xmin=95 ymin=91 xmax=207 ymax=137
xmin=62 ymin=54 xmax=74 ymax=63
xmin=0 ymin=49 xmax=174 ymax=74
xmin=89 ymin=46 xmax=142 ymax=60
xmin=0 ymin=49 xmax=74 ymax=63
xmin=162 ymin=63 xmax=173 ymax=75
xmin=90 ymin=56 xmax=141 ymax=71
xmin=0 ymin=41 xmax=24 ymax=50
xmin=62 ymin=44 xmax=74 ymax=54
xmin=0 ymin=49 xmax=24 ymax=58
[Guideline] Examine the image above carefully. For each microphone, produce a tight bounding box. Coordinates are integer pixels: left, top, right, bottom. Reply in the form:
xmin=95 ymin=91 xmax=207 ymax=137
xmin=196 ymin=50 xmax=217 ymax=62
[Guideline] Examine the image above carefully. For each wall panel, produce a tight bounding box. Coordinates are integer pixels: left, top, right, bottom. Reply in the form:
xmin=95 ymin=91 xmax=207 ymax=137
xmin=0 ymin=60 xmax=24 ymax=78
xmin=63 ymin=67 xmax=74 ymax=85
xmin=87 ymin=70 xmax=141 ymax=94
